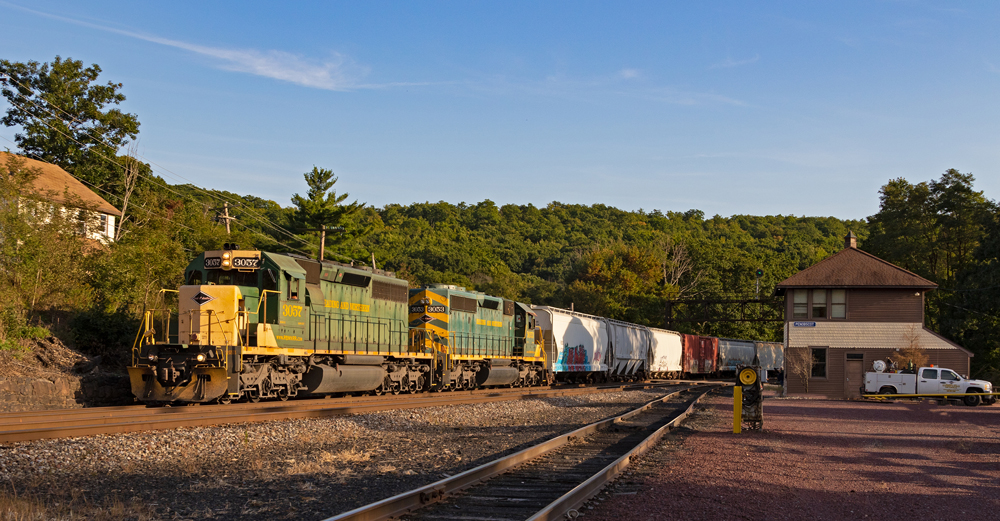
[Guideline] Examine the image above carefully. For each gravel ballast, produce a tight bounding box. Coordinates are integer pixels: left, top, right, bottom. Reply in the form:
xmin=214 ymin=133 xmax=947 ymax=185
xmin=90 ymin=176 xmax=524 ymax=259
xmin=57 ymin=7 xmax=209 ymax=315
xmin=585 ymin=391 xmax=1000 ymax=520
xmin=0 ymin=388 xmax=673 ymax=520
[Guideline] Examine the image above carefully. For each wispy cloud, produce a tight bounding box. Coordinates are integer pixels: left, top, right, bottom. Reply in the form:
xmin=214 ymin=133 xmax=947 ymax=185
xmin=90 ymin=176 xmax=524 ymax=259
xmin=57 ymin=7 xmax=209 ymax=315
xmin=0 ymin=1 xmax=395 ymax=90
xmin=618 ymin=68 xmax=641 ymax=79
xmin=709 ymin=54 xmax=760 ymax=70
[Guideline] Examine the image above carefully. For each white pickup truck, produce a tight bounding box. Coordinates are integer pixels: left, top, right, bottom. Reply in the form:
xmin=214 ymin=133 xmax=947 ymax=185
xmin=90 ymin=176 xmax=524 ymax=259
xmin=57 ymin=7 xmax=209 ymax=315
xmin=864 ymin=363 xmax=995 ymax=406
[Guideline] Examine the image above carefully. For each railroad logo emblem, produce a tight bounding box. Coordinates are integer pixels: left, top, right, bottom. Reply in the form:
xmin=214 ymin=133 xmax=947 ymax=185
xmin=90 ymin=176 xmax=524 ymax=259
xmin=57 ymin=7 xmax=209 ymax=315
xmin=420 ymin=314 xmax=434 ymax=323
xmin=192 ymin=291 xmax=215 ymax=306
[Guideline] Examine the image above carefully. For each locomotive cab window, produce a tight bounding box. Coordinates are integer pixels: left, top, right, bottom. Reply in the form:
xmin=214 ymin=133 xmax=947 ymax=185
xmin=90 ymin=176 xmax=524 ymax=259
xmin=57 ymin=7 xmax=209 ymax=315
xmin=263 ymin=269 xmax=278 ymax=291
xmin=186 ymin=270 xmax=203 ymax=285
xmin=285 ymin=274 xmax=300 ymax=300
xmin=207 ymin=270 xmax=257 ymax=286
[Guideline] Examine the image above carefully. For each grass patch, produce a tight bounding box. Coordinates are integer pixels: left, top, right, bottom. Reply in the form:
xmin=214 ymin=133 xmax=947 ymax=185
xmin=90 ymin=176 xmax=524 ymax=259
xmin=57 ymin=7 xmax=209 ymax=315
xmin=0 ymin=488 xmax=156 ymax=520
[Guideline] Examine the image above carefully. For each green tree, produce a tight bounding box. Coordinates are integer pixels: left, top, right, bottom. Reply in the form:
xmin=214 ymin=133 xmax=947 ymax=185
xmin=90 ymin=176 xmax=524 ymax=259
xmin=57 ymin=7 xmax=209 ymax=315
xmin=0 ymin=155 xmax=89 ymax=349
xmin=867 ymin=170 xmax=995 ymax=334
xmin=0 ymin=56 xmax=141 ymax=196
xmin=291 ymin=166 xmax=364 ymax=260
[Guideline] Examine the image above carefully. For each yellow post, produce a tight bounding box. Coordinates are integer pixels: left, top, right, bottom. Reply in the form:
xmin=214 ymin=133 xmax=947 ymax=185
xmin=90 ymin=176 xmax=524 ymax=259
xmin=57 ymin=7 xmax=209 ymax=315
xmin=733 ymin=386 xmax=742 ymax=434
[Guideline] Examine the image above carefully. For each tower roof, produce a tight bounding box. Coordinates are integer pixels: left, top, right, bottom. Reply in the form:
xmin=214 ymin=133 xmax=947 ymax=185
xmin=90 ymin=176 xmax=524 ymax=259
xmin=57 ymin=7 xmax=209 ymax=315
xmin=777 ymin=246 xmax=936 ymax=289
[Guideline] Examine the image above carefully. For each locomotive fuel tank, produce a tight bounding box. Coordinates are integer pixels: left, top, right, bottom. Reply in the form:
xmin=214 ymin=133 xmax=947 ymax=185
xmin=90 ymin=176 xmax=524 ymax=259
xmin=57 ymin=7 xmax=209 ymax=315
xmin=301 ymin=364 xmax=387 ymax=394
xmin=475 ymin=359 xmax=520 ymax=387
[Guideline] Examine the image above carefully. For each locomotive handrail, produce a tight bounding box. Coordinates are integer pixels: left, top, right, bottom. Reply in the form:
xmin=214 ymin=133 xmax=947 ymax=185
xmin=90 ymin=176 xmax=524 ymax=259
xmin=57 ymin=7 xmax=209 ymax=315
xmin=240 ymin=289 xmax=281 ymax=346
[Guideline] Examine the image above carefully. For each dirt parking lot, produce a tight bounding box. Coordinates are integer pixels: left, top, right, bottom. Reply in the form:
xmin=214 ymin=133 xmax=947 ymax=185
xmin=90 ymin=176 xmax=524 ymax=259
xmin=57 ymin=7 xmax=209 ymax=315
xmin=586 ymin=392 xmax=1000 ymax=521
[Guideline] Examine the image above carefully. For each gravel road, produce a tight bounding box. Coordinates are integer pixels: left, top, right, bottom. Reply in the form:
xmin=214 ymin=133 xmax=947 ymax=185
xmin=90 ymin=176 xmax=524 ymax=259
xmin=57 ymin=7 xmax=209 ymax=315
xmin=0 ymin=387 xmax=674 ymax=520
xmin=584 ymin=391 xmax=1000 ymax=521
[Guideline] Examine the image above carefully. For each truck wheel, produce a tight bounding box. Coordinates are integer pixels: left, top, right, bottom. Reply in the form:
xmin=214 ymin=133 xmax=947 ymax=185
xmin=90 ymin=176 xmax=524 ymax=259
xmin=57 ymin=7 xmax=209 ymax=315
xmin=878 ymin=386 xmax=897 ymax=395
xmin=963 ymin=392 xmax=982 ymax=407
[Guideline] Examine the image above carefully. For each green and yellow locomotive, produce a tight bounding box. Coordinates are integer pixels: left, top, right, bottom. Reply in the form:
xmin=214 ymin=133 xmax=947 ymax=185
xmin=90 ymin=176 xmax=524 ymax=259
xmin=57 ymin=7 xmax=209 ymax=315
xmin=128 ymin=245 xmax=547 ymax=404
xmin=408 ymin=284 xmax=548 ymax=390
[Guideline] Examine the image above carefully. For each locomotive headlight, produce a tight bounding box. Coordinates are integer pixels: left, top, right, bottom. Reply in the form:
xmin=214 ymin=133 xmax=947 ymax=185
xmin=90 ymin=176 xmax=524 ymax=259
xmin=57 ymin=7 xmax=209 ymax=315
xmin=222 ymin=252 xmax=231 ymax=259
xmin=196 ymin=353 xmax=206 ymax=362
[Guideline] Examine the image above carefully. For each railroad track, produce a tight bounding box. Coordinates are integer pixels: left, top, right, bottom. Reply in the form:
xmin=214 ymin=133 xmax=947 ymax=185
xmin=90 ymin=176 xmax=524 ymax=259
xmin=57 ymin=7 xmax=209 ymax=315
xmin=323 ymin=383 xmax=720 ymax=521
xmin=0 ymin=381 xmax=678 ymax=443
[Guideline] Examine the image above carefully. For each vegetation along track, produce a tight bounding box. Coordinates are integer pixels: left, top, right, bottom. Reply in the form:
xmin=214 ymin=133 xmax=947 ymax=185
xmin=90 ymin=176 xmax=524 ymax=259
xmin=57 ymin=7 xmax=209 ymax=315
xmin=325 ymin=383 xmax=720 ymax=521
xmin=0 ymin=381 xmax=681 ymax=443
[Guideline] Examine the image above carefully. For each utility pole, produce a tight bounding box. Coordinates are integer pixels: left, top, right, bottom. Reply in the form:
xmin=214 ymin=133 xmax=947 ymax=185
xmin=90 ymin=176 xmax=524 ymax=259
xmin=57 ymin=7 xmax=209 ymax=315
xmin=214 ymin=202 xmax=236 ymax=235
xmin=300 ymin=225 xmax=344 ymax=261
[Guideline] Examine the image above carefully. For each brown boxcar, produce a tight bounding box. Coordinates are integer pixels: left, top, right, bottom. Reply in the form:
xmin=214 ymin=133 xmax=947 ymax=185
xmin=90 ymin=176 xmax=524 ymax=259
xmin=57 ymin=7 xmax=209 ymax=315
xmin=682 ymin=334 xmax=718 ymax=376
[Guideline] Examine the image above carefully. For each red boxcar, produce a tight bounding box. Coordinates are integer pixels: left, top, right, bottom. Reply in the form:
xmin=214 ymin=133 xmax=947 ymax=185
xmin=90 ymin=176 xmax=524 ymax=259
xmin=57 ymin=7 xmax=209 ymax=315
xmin=682 ymin=335 xmax=718 ymax=375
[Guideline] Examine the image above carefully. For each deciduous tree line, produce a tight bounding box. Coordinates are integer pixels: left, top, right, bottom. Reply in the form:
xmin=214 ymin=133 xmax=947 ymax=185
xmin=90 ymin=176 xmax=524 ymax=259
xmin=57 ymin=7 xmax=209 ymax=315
xmin=2 ymin=56 xmax=998 ymax=378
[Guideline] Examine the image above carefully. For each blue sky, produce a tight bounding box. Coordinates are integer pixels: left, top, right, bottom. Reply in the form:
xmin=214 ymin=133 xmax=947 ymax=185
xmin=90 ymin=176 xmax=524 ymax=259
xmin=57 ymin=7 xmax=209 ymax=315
xmin=1 ymin=1 xmax=998 ymax=219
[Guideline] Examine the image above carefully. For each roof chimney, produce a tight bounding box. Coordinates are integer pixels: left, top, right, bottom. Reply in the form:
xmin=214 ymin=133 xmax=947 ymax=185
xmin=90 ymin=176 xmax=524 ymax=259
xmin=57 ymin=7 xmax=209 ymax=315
xmin=845 ymin=231 xmax=857 ymax=249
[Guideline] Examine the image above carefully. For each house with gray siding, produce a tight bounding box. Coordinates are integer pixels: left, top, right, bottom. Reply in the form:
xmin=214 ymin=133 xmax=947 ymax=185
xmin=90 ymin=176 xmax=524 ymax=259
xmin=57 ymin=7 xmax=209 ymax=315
xmin=776 ymin=232 xmax=972 ymax=399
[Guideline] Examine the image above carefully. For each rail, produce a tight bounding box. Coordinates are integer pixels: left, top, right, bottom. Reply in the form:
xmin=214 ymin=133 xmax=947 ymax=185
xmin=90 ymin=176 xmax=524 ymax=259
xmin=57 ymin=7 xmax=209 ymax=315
xmin=0 ymin=382 xmax=670 ymax=443
xmin=323 ymin=383 xmax=723 ymax=521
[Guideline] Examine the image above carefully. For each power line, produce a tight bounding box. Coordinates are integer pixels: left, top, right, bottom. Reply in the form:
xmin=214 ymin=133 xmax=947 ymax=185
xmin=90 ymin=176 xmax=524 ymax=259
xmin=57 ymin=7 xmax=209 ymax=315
xmin=0 ymin=72 xmax=361 ymax=261
xmin=0 ymin=72 xmax=306 ymax=245
xmin=5 ymin=108 xmax=313 ymax=256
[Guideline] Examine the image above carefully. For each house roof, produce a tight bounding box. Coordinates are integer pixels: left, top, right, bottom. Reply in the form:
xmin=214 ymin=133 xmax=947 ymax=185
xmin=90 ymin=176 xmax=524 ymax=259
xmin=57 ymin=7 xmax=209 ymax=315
xmin=777 ymin=245 xmax=936 ymax=289
xmin=0 ymin=152 xmax=122 ymax=217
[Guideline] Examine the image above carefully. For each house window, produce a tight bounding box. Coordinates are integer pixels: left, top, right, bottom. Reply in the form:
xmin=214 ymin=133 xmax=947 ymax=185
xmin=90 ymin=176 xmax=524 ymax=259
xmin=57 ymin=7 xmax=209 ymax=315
xmin=811 ymin=289 xmax=827 ymax=319
xmin=831 ymin=289 xmax=846 ymax=319
xmin=100 ymin=214 xmax=108 ymax=236
xmin=811 ymin=348 xmax=827 ymax=377
xmin=793 ymin=290 xmax=808 ymax=319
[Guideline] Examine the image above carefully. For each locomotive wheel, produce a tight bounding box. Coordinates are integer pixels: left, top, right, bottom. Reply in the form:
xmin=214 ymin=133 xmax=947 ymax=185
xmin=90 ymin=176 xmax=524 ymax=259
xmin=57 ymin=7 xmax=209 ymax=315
xmin=416 ymin=375 xmax=426 ymax=392
xmin=278 ymin=387 xmax=290 ymax=401
xmin=247 ymin=389 xmax=261 ymax=403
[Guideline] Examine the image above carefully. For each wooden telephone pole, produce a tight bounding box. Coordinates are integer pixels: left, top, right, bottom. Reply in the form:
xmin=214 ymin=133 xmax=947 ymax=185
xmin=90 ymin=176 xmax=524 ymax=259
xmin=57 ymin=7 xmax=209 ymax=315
xmin=301 ymin=225 xmax=344 ymax=261
xmin=214 ymin=202 xmax=236 ymax=235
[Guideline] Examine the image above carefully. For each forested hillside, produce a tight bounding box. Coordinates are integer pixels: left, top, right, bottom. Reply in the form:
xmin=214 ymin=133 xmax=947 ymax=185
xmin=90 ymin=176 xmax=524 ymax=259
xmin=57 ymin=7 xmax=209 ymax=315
xmin=2 ymin=56 xmax=998 ymax=378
